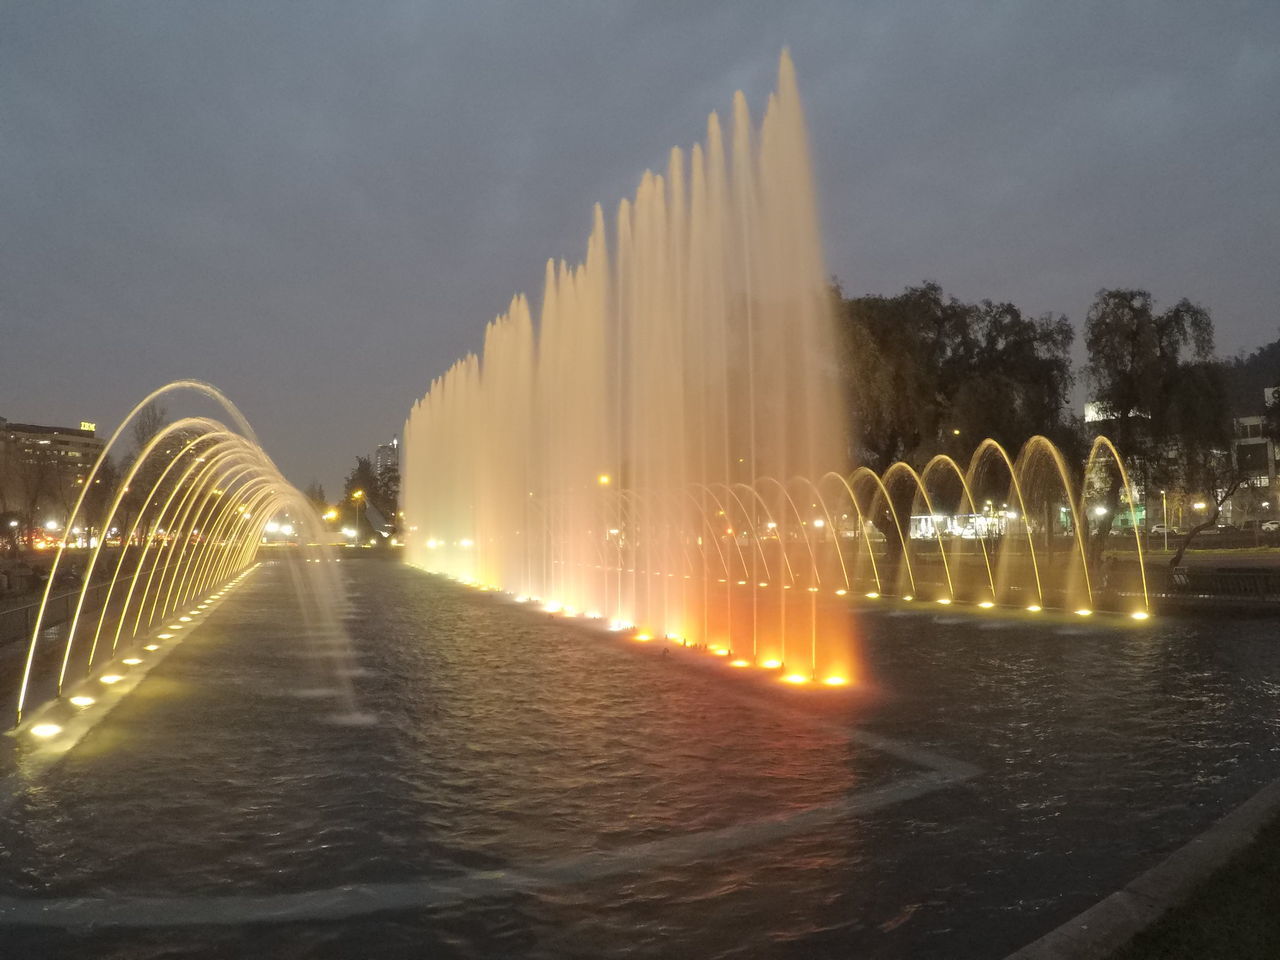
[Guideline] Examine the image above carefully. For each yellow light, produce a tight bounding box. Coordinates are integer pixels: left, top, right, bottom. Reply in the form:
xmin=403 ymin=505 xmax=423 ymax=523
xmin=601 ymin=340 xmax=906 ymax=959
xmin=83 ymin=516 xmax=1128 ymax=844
xmin=99 ymin=674 xmax=124 ymax=685
xmin=69 ymin=696 xmax=95 ymax=707
xmin=729 ymin=659 xmax=751 ymax=667
xmin=178 ymin=616 xmax=192 ymax=622
xmin=31 ymin=723 xmax=62 ymax=738
xmin=807 ymin=586 xmax=820 ymax=593
xmin=902 ymin=595 xmax=913 ymax=601
xmin=758 ymin=582 xmax=769 ymax=587
xmin=352 ymin=490 xmax=364 ymax=500
xmin=1026 ymin=605 xmax=1042 ymax=612
xmin=978 ymin=601 xmax=995 ymax=609
xmin=713 ymin=648 xmax=729 ymax=657
xmin=597 ymin=474 xmax=611 ymax=486
xmin=122 ymin=657 xmax=142 ymax=665
xmin=634 ymin=633 xmax=652 ymax=642
xmin=835 ymin=589 xmax=847 ymax=596
xmin=144 ymin=644 xmax=160 ymax=651
xmin=1075 ymin=609 xmax=1093 ymax=617
xmin=822 ymin=676 xmax=849 ymax=686
xmin=1131 ymin=611 xmax=1150 ymax=621
xmin=865 ymin=591 xmax=879 ymax=599
xmin=782 ymin=674 xmax=809 ymax=684
xmin=762 ymin=659 xmax=782 ymax=669
xmin=158 ymin=633 xmax=174 ymax=639
xmin=936 ymin=598 xmax=952 ymax=605
xmin=737 ymin=580 xmax=747 ymax=585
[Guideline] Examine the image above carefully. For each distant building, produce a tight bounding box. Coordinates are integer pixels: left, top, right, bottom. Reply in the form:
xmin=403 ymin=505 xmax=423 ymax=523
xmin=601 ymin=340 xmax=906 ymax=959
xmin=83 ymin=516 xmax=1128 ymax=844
xmin=374 ymin=436 xmax=399 ymax=476
xmin=0 ymin=416 xmax=106 ymax=526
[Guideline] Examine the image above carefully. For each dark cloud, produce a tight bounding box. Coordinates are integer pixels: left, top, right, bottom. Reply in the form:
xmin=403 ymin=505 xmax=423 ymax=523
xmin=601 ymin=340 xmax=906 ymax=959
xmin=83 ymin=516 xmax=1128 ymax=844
xmin=3 ymin=1 xmax=1278 ymax=491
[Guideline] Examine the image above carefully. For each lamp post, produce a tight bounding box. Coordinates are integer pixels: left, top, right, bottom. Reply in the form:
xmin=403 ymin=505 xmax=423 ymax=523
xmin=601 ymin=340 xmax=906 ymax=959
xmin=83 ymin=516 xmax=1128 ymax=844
xmin=1161 ymin=490 xmax=1167 ymax=552
xmin=352 ymin=489 xmax=364 ymax=546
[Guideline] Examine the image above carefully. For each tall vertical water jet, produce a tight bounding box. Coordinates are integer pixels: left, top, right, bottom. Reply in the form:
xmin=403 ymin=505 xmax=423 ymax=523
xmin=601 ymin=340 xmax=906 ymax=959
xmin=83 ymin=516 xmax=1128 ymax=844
xmin=403 ymin=51 xmax=855 ymax=681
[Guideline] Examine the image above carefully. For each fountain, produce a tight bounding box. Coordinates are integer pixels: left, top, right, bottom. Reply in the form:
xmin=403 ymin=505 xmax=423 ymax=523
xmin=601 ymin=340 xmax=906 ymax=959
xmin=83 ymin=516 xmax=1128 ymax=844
xmin=402 ymin=52 xmax=1149 ymax=686
xmin=12 ymin=380 xmax=337 ymax=731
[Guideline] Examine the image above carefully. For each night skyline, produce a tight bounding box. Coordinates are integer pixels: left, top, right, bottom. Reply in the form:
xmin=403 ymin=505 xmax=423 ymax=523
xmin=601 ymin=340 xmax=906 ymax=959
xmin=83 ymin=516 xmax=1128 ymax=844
xmin=4 ymin=1 xmax=1278 ymax=493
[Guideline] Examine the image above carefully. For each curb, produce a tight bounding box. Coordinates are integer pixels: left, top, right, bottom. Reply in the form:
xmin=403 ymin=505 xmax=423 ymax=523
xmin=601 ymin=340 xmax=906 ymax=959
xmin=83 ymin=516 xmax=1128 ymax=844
xmin=1005 ymin=778 xmax=1280 ymax=959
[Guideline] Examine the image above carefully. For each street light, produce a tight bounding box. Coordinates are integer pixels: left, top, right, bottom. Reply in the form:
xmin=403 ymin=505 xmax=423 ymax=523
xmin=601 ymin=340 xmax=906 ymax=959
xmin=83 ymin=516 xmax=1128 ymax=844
xmin=352 ymin=490 xmax=364 ymax=546
xmin=1161 ymin=490 xmax=1168 ymax=552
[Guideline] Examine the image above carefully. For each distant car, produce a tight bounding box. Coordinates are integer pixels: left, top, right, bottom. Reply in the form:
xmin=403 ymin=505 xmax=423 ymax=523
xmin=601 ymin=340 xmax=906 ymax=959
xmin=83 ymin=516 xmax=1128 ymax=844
xmin=1148 ymin=523 xmax=1179 ymax=536
xmin=1262 ymin=520 xmax=1280 ymax=533
xmin=1216 ymin=523 xmax=1239 ymax=534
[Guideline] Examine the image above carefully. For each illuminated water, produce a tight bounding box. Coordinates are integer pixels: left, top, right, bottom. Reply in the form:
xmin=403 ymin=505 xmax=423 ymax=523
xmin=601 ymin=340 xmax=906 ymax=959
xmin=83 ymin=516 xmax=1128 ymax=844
xmin=3 ymin=555 xmax=1280 ymax=958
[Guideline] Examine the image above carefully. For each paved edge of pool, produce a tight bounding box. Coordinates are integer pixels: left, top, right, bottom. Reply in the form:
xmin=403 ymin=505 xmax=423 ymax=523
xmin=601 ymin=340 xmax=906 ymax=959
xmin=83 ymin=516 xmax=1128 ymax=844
xmin=1004 ymin=775 xmax=1280 ymax=959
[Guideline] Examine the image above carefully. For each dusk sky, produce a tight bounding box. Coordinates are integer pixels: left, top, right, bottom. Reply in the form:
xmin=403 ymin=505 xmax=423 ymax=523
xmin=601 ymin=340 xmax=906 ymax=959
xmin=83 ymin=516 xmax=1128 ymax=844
xmin=4 ymin=1 xmax=1278 ymax=495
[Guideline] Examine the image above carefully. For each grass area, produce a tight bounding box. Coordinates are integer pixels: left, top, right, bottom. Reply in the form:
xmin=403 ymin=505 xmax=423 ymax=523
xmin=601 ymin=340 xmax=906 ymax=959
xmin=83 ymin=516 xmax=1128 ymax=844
xmin=1112 ymin=810 xmax=1280 ymax=959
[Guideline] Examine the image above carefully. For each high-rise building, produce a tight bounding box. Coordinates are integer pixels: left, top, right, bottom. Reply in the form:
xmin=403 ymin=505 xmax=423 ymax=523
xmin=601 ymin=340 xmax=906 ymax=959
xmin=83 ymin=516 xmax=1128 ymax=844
xmin=374 ymin=436 xmax=399 ymax=476
xmin=0 ymin=416 xmax=106 ymax=525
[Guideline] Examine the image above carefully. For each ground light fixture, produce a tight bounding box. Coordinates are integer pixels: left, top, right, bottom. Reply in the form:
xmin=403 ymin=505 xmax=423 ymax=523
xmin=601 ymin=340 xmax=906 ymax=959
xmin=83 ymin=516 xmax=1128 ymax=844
xmin=69 ymin=696 xmax=95 ymax=707
xmin=121 ymin=658 xmax=142 ymax=665
xmin=30 ymin=723 xmax=62 ymax=738
xmin=1131 ymin=611 xmax=1151 ymax=620
xmin=99 ymin=675 xmax=124 ymax=685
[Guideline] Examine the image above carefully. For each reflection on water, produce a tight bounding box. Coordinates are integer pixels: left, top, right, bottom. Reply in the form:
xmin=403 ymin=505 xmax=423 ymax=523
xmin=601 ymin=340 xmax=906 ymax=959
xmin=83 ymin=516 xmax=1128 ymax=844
xmin=2 ymin=556 xmax=1280 ymax=959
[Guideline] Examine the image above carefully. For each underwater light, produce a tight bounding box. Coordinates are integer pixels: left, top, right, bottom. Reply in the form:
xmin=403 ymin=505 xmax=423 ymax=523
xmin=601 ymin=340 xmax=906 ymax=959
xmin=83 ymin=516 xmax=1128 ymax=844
xmin=69 ymin=696 xmax=95 ymax=708
xmin=30 ymin=723 xmax=62 ymax=738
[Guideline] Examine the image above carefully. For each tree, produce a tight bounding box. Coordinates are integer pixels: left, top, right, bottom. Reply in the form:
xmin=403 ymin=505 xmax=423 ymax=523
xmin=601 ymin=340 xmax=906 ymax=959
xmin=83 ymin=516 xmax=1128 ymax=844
xmin=1083 ymin=289 xmax=1229 ymax=566
xmin=837 ymin=281 xmax=1075 ymax=471
xmin=131 ymin=401 xmax=168 ymax=454
xmin=376 ymin=462 xmax=400 ymax=518
xmin=303 ymin=481 xmax=327 ymax=510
